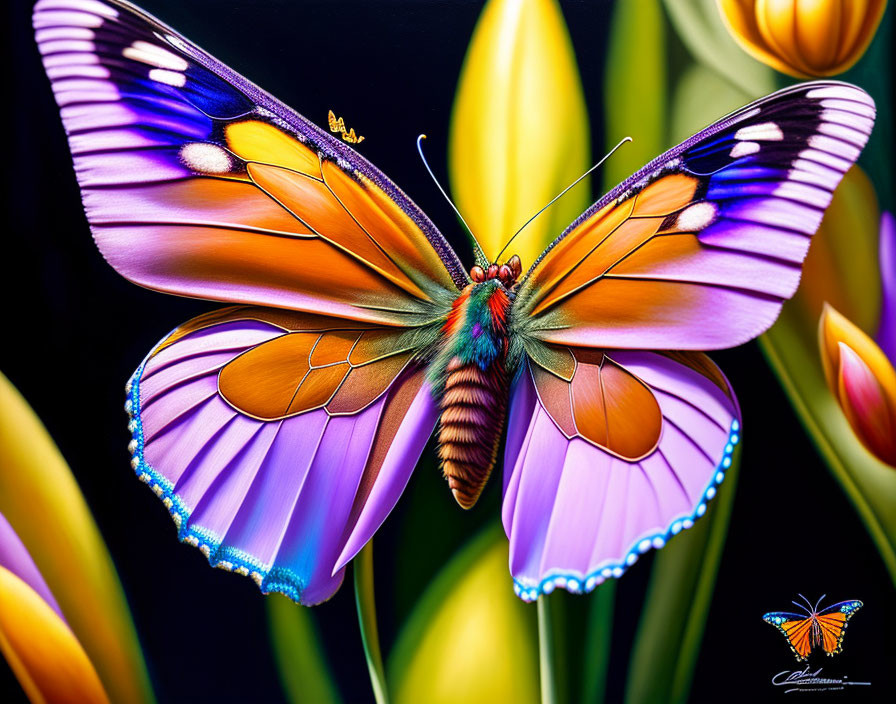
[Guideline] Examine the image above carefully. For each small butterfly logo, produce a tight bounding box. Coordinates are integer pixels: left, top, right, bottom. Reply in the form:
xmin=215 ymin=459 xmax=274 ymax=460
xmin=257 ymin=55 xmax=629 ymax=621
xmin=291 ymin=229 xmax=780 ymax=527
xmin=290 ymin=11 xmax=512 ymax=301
xmin=763 ymin=594 xmax=863 ymax=661
xmin=328 ymin=109 xmax=365 ymax=143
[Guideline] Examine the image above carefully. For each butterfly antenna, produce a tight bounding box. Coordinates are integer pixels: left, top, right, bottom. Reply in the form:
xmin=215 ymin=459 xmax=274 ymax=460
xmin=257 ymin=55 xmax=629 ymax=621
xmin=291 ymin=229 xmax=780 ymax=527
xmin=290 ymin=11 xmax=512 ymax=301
xmin=814 ymin=594 xmax=827 ymax=613
xmin=797 ymin=594 xmax=817 ymax=613
xmin=494 ymin=136 xmax=632 ymax=263
xmin=791 ymin=600 xmax=811 ymax=615
xmin=417 ymin=134 xmax=487 ymax=265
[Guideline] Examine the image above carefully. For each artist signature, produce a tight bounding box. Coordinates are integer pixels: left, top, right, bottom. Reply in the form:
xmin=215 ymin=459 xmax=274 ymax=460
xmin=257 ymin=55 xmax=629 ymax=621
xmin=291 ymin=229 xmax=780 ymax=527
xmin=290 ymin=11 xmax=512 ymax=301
xmin=771 ymin=666 xmax=871 ymax=694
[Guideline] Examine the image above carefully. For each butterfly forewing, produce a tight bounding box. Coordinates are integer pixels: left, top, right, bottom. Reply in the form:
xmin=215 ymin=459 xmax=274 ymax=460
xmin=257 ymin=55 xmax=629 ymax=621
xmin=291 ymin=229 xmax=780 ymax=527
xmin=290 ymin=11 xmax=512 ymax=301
xmin=514 ymin=82 xmax=875 ymax=351
xmin=34 ymin=0 xmax=466 ymax=328
xmin=34 ymin=0 xmax=466 ymax=604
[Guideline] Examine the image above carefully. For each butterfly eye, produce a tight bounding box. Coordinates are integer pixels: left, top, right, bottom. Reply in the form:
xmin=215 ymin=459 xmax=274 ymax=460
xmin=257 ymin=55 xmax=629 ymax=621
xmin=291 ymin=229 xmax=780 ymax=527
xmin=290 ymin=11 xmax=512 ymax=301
xmin=498 ymin=264 xmax=513 ymax=286
xmin=507 ymin=254 xmax=522 ymax=279
xmin=486 ymin=264 xmax=499 ymax=280
xmin=470 ymin=265 xmax=485 ymax=282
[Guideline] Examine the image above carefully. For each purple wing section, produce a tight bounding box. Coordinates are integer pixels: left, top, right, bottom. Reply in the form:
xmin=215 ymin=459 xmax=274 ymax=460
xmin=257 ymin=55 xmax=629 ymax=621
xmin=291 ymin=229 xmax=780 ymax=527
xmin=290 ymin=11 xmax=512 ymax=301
xmin=0 ymin=512 xmax=64 ymax=619
xmin=33 ymin=0 xmax=468 ymax=313
xmin=521 ymin=82 xmax=876 ymax=351
xmin=126 ymin=312 xmax=437 ymax=605
xmin=502 ymin=353 xmax=740 ymax=601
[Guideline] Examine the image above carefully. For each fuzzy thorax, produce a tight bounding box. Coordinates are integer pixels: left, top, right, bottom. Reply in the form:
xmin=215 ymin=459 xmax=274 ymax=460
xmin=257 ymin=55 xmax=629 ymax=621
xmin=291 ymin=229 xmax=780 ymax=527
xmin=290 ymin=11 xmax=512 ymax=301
xmin=433 ymin=280 xmax=512 ymax=508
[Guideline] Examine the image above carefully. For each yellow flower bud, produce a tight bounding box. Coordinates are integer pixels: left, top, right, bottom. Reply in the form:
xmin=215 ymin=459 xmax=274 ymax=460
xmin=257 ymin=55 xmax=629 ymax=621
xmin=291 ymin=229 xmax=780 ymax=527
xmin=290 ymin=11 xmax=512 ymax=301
xmin=717 ymin=0 xmax=887 ymax=77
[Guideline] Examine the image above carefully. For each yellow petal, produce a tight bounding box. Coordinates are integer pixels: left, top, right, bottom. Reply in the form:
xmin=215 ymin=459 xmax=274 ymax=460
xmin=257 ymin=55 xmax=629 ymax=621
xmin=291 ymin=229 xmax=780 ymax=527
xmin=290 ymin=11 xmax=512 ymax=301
xmin=450 ymin=0 xmax=589 ymax=268
xmin=717 ymin=0 xmax=804 ymax=76
xmin=389 ymin=525 xmax=539 ymax=704
xmin=717 ymin=0 xmax=886 ymax=76
xmin=793 ymin=0 xmax=841 ymax=71
xmin=819 ymin=304 xmax=896 ymax=419
xmin=0 ymin=372 xmax=154 ymax=704
xmin=756 ymin=0 xmax=814 ymax=75
xmin=832 ymin=0 xmax=886 ymax=73
xmin=0 ymin=565 xmax=110 ymax=704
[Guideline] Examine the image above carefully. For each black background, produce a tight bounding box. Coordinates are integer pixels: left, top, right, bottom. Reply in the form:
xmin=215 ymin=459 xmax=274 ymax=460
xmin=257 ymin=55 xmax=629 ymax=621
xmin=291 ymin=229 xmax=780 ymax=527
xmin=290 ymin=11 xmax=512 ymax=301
xmin=3 ymin=1 xmax=894 ymax=701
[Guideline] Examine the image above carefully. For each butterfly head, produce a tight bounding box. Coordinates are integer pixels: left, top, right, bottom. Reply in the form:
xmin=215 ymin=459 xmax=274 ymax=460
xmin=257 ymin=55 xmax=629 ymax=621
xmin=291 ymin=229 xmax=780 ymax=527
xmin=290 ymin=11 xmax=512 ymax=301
xmin=470 ymin=254 xmax=522 ymax=289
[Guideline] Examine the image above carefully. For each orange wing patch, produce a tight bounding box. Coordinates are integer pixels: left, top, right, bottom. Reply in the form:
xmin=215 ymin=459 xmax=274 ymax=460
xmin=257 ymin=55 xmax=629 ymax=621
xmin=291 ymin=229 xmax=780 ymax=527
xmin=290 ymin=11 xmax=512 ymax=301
xmin=218 ymin=327 xmax=416 ymax=420
xmin=816 ymin=612 xmax=849 ymax=654
xmin=529 ymin=348 xmax=662 ymax=460
xmin=100 ymin=117 xmax=460 ymax=327
xmin=521 ymin=173 xmax=701 ymax=319
xmin=782 ymin=619 xmax=815 ymax=660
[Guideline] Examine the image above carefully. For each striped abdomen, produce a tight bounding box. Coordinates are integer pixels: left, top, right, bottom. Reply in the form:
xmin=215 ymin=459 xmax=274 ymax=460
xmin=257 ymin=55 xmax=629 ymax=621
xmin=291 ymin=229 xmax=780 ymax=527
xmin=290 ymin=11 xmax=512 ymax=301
xmin=437 ymin=356 xmax=509 ymax=509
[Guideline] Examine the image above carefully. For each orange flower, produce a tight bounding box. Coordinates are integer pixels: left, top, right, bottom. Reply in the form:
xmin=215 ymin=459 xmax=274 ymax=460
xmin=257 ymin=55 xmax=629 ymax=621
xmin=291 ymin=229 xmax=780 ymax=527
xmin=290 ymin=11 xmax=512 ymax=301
xmin=819 ymin=304 xmax=896 ymax=467
xmin=717 ymin=0 xmax=887 ymax=77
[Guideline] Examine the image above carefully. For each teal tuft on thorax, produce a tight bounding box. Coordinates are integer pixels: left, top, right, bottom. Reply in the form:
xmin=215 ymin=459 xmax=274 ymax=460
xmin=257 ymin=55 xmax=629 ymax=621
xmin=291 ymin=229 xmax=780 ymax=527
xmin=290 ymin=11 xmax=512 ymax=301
xmin=431 ymin=256 xmax=521 ymax=509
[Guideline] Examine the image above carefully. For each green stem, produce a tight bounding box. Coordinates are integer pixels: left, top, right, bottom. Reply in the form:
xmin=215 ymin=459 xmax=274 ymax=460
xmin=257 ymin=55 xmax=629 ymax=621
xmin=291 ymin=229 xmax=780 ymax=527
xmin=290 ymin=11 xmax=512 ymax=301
xmin=538 ymin=596 xmax=559 ymax=704
xmin=354 ymin=541 xmax=389 ymax=704
xmin=580 ymin=583 xmax=615 ymax=704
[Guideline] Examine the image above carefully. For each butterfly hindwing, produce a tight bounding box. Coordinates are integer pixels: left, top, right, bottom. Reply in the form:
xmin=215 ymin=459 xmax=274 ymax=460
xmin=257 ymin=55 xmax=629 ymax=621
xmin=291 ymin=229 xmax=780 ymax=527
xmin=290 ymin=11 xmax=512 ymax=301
xmin=514 ymin=81 xmax=875 ymax=350
xmin=502 ymin=347 xmax=740 ymax=599
xmin=127 ymin=305 xmax=438 ymax=604
xmin=34 ymin=0 xmax=466 ymax=327
xmin=764 ymin=612 xmax=815 ymax=660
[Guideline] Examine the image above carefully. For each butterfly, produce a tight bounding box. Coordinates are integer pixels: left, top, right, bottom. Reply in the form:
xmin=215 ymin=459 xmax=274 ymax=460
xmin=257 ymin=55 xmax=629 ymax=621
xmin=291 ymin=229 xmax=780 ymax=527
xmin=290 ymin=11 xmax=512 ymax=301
xmin=34 ymin=0 xmax=875 ymax=605
xmin=763 ymin=595 xmax=863 ymax=661
xmin=328 ymin=109 xmax=365 ymax=144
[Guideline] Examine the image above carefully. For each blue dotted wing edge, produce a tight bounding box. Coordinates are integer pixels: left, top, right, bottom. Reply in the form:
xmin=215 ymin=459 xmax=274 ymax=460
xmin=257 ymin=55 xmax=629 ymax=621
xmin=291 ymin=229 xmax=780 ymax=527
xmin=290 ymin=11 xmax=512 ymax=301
xmin=124 ymin=354 xmax=309 ymax=603
xmin=513 ymin=420 xmax=741 ymax=602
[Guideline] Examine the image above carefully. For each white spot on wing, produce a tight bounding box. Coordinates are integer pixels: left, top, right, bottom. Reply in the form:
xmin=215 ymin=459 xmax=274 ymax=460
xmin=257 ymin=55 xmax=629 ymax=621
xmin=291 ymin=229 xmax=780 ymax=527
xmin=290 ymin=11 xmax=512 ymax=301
xmin=123 ymin=40 xmax=189 ymax=71
xmin=819 ymin=98 xmax=875 ymax=118
xmin=807 ymin=85 xmax=865 ymax=101
xmin=675 ymin=202 xmax=717 ymax=232
xmin=774 ymin=181 xmax=831 ymax=208
xmin=820 ymin=109 xmax=874 ymax=134
xmin=180 ymin=143 xmax=232 ymax=174
xmin=817 ymin=121 xmax=867 ymax=146
xmin=734 ymin=121 xmax=783 ymax=141
xmin=798 ymin=148 xmax=851 ymax=172
xmin=35 ymin=27 xmax=95 ymax=42
xmin=149 ymin=68 xmax=186 ymax=87
xmin=807 ymin=134 xmax=860 ymax=160
xmin=730 ymin=141 xmax=760 ymax=158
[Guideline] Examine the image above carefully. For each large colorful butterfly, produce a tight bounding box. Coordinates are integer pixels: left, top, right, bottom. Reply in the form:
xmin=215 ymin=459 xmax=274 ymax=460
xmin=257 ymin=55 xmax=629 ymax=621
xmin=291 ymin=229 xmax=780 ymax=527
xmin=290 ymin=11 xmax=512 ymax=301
xmin=34 ymin=0 xmax=875 ymax=604
xmin=763 ymin=595 xmax=863 ymax=661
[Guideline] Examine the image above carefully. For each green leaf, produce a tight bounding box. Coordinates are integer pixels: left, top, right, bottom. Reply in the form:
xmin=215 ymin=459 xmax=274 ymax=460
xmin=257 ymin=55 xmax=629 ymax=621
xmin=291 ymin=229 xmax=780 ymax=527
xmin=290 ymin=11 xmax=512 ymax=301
xmin=603 ymin=0 xmax=666 ymax=191
xmin=662 ymin=0 xmax=775 ymax=98
xmin=267 ymin=595 xmax=343 ymax=704
xmin=388 ymin=523 xmax=539 ymax=704
xmin=624 ymin=448 xmax=741 ymax=704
